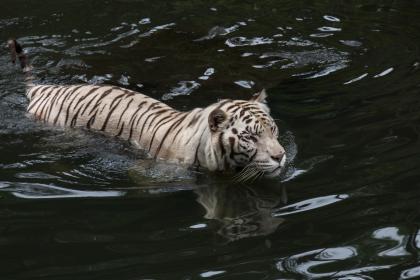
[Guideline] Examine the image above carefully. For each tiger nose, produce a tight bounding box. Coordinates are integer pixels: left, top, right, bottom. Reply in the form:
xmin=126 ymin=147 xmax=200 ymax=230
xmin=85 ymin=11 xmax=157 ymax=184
xmin=271 ymin=153 xmax=285 ymax=162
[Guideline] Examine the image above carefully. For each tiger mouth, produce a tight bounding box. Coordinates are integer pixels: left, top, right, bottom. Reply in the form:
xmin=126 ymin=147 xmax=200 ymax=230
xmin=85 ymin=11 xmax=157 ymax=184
xmin=259 ymin=156 xmax=287 ymax=177
xmin=264 ymin=166 xmax=282 ymax=177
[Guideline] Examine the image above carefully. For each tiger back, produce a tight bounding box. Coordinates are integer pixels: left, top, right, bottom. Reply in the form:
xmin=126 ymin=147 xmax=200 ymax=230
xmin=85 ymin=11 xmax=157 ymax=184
xmin=27 ymin=84 xmax=176 ymax=149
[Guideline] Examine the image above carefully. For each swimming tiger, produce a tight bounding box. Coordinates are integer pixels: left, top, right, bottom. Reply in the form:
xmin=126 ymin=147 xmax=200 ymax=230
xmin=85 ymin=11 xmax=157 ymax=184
xmin=8 ymin=39 xmax=286 ymax=179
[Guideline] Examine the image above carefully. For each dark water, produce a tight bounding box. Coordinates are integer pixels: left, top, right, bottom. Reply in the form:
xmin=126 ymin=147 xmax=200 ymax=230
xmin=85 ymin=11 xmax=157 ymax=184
xmin=1 ymin=0 xmax=420 ymax=279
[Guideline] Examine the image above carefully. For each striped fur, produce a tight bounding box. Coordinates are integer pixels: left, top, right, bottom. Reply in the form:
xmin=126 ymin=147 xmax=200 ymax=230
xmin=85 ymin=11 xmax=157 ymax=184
xmin=26 ymin=84 xmax=286 ymax=177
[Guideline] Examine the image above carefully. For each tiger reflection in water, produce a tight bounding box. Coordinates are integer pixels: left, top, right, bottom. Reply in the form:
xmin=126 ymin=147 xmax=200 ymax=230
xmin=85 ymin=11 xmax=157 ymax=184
xmin=195 ymin=184 xmax=287 ymax=242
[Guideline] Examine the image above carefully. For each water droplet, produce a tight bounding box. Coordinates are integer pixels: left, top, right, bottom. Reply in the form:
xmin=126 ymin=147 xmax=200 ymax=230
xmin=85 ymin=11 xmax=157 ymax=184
xmin=225 ymin=36 xmax=273 ymax=47
xmin=162 ymin=81 xmax=200 ymax=100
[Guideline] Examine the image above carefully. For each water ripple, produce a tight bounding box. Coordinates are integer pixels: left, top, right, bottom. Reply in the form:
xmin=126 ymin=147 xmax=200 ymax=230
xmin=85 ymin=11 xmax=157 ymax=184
xmin=195 ymin=25 xmax=240 ymax=41
xmin=272 ymin=194 xmax=349 ymax=217
xmin=323 ymin=15 xmax=341 ymax=22
xmin=373 ymin=67 xmax=394 ymax=78
xmin=0 ymin=182 xmax=125 ymax=199
xmin=225 ymin=36 xmax=273 ymax=47
xmin=400 ymin=266 xmax=420 ymax=280
xmin=234 ymin=80 xmax=255 ymax=89
xmin=162 ymin=81 xmax=201 ymax=100
xmin=200 ymin=271 xmax=226 ymax=278
xmin=344 ymin=73 xmax=369 ymax=84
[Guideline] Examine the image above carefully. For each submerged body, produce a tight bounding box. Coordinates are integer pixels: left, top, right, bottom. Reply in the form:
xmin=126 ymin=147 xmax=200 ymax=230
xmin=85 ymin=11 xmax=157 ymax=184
xmin=26 ymin=84 xmax=286 ymax=177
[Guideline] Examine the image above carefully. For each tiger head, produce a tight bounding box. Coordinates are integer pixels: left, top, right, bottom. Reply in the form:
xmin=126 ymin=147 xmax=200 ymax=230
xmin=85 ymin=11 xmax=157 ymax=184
xmin=208 ymin=89 xmax=286 ymax=179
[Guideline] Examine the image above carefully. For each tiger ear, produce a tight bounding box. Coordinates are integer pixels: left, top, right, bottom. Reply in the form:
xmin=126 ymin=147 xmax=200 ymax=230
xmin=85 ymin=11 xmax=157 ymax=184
xmin=208 ymin=108 xmax=227 ymax=132
xmin=250 ymin=89 xmax=267 ymax=103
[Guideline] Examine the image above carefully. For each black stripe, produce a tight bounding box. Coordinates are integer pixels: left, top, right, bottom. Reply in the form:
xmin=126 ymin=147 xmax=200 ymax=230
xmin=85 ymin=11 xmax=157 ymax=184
xmin=242 ymin=115 xmax=251 ymax=122
xmin=35 ymin=86 xmax=58 ymax=112
xmin=64 ymin=86 xmax=90 ymax=125
xmin=35 ymin=87 xmax=59 ymax=120
xmin=248 ymin=149 xmax=257 ymax=162
xmin=132 ymin=101 xmax=149 ymax=128
xmin=170 ymin=115 xmax=189 ymax=146
xmin=215 ymin=99 xmax=232 ymax=111
xmin=51 ymin=86 xmax=75 ymax=109
xmin=116 ymin=99 xmax=134 ymax=128
xmin=67 ymin=87 xmax=99 ymax=127
xmin=226 ymin=104 xmax=237 ymax=111
xmin=171 ymin=110 xmax=199 ymax=144
xmin=28 ymin=85 xmax=44 ymax=100
xmin=218 ymin=132 xmax=225 ymax=156
xmin=70 ymin=105 xmax=84 ymax=127
xmin=153 ymin=113 xmax=188 ymax=158
xmin=72 ymin=86 xmax=100 ymax=111
xmin=233 ymin=152 xmax=250 ymax=158
xmin=109 ymin=92 xmax=126 ymax=108
xmin=147 ymin=112 xmax=177 ymax=152
xmin=123 ymin=90 xmax=135 ymax=97
xmin=80 ymin=87 xmax=106 ymax=116
xmin=116 ymin=122 xmax=125 ymax=137
xmin=187 ymin=109 xmax=202 ymax=127
xmin=137 ymin=102 xmax=159 ymax=143
xmin=86 ymin=108 xmax=99 ymax=129
xmin=145 ymin=109 xmax=169 ymax=132
xmin=231 ymin=106 xmax=241 ymax=114
xmin=27 ymin=86 xmax=54 ymax=112
xmin=184 ymin=114 xmax=204 ymax=146
xmin=100 ymin=95 xmax=125 ymax=131
xmin=127 ymin=105 xmax=146 ymax=141
xmin=44 ymin=86 xmax=71 ymax=122
xmin=88 ymin=88 xmax=115 ymax=116
xmin=228 ymin=137 xmax=235 ymax=159
xmin=53 ymin=85 xmax=85 ymax=125
xmin=193 ymin=127 xmax=207 ymax=166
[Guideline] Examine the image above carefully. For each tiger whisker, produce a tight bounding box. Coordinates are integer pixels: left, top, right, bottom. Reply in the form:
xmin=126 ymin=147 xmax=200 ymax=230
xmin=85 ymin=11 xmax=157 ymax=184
xmin=233 ymin=166 xmax=252 ymax=182
xmin=234 ymin=163 xmax=261 ymax=183
xmin=234 ymin=169 xmax=253 ymax=183
xmin=249 ymin=170 xmax=264 ymax=183
xmin=241 ymin=169 xmax=259 ymax=182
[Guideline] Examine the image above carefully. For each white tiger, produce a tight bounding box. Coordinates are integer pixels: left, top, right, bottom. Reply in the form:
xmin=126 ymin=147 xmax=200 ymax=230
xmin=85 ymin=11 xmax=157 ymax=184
xmin=9 ymin=39 xmax=286 ymax=180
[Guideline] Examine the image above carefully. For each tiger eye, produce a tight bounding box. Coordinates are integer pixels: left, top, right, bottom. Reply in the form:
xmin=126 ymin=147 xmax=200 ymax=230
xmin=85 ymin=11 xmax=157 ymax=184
xmin=232 ymin=128 xmax=238 ymax=134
